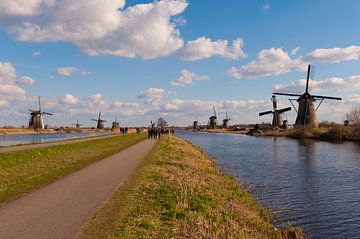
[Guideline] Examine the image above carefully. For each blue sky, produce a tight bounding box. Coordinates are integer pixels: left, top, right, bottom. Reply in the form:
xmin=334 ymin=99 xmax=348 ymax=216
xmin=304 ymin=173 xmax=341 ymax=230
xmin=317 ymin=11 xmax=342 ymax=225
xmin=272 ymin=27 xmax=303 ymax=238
xmin=0 ymin=0 xmax=359 ymax=127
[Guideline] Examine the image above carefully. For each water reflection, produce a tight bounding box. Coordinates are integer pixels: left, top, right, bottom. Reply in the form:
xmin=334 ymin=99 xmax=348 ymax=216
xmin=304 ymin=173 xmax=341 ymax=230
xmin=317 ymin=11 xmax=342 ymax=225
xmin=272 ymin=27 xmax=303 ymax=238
xmin=176 ymin=131 xmax=360 ymax=238
xmin=0 ymin=131 xmax=113 ymax=146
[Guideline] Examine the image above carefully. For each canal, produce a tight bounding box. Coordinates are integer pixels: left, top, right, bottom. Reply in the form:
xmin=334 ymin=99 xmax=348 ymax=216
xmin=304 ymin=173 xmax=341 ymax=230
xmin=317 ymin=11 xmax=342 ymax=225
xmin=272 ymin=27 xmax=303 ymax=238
xmin=176 ymin=131 xmax=360 ymax=238
xmin=0 ymin=131 xmax=113 ymax=147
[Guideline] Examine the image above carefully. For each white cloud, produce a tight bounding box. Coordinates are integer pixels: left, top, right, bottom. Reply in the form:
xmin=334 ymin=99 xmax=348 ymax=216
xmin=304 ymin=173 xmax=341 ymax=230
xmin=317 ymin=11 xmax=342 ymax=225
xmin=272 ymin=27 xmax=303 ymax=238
xmin=81 ymin=71 xmax=92 ymax=76
xmin=344 ymin=94 xmax=360 ymax=105
xmin=273 ymin=74 xmax=360 ymax=93
xmin=262 ymin=1 xmax=270 ymax=11
xmin=304 ymin=45 xmax=360 ymax=63
xmin=59 ymin=93 xmax=78 ymax=105
xmin=19 ymin=76 xmax=35 ymax=84
xmin=170 ymin=69 xmax=209 ymax=87
xmin=228 ymin=48 xmax=296 ymax=80
xmin=0 ymin=62 xmax=17 ymax=84
xmin=32 ymin=51 xmax=41 ymax=56
xmin=138 ymin=87 xmax=167 ymax=105
xmin=54 ymin=67 xmax=78 ymax=77
xmin=173 ymin=16 xmax=186 ymax=26
xmin=88 ymin=93 xmax=105 ymax=106
xmin=0 ymin=0 xmax=53 ymax=17
xmin=0 ymin=84 xmax=26 ymax=96
xmin=181 ymin=37 xmax=246 ymax=61
xmin=291 ymin=47 xmax=300 ymax=56
xmin=8 ymin=0 xmax=188 ymax=59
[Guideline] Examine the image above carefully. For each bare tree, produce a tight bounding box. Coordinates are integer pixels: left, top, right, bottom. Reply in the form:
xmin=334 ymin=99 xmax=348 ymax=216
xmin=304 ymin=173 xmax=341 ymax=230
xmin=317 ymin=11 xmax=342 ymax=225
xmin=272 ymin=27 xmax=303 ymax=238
xmin=157 ymin=117 xmax=168 ymax=128
xmin=346 ymin=107 xmax=360 ymax=126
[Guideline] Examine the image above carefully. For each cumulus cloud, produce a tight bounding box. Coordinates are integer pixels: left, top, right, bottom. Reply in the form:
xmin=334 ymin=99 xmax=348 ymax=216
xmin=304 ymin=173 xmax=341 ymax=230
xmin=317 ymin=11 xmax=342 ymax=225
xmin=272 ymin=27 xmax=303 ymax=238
xmin=170 ymin=69 xmax=209 ymax=87
xmin=0 ymin=62 xmax=17 ymax=84
xmin=59 ymin=93 xmax=78 ymax=105
xmin=273 ymin=75 xmax=360 ymax=94
xmin=6 ymin=0 xmax=188 ymax=59
xmin=181 ymin=37 xmax=246 ymax=61
xmin=262 ymin=1 xmax=270 ymax=11
xmin=138 ymin=88 xmax=167 ymax=105
xmin=0 ymin=0 xmax=53 ymax=17
xmin=228 ymin=48 xmax=297 ymax=80
xmin=54 ymin=67 xmax=78 ymax=77
xmin=19 ymin=76 xmax=35 ymax=84
xmin=304 ymin=45 xmax=360 ymax=63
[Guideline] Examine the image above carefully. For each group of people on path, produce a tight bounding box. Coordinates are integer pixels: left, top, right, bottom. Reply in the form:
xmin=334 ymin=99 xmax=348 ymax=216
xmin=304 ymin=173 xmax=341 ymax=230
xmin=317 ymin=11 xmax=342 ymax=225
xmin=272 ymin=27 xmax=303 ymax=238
xmin=148 ymin=126 xmax=163 ymax=139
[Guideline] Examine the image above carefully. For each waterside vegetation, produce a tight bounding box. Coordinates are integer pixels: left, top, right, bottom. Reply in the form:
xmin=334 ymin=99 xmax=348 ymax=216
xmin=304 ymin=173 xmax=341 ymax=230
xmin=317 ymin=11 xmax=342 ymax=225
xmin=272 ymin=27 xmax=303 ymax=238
xmin=77 ymin=135 xmax=303 ymax=239
xmin=0 ymin=133 xmax=146 ymax=204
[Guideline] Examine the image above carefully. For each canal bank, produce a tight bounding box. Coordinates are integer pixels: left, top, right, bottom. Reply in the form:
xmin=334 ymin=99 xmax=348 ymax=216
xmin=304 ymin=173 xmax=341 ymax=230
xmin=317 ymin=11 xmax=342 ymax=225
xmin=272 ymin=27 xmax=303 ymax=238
xmin=77 ymin=135 xmax=302 ymax=239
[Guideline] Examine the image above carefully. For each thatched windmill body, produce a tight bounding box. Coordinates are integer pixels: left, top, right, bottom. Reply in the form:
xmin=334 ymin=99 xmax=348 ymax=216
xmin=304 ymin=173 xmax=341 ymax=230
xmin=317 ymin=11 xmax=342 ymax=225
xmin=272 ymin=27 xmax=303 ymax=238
xmin=111 ymin=117 xmax=120 ymax=131
xmin=208 ymin=106 xmax=218 ymax=129
xmin=222 ymin=112 xmax=231 ymax=129
xmin=28 ymin=96 xmax=52 ymax=130
xmin=193 ymin=116 xmax=200 ymax=130
xmin=274 ymin=65 xmax=342 ymax=128
xmin=259 ymin=96 xmax=291 ymax=128
xmin=91 ymin=111 xmax=107 ymax=129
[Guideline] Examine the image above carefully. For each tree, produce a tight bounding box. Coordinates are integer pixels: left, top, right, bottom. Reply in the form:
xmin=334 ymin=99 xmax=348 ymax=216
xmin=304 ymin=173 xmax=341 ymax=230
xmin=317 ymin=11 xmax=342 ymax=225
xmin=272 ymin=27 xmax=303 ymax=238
xmin=157 ymin=117 xmax=168 ymax=128
xmin=346 ymin=107 xmax=360 ymax=126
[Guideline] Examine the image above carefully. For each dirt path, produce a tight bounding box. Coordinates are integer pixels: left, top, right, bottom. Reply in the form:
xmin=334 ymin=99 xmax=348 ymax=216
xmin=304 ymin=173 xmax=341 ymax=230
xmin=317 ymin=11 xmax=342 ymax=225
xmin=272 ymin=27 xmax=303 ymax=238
xmin=0 ymin=134 xmax=117 ymax=153
xmin=0 ymin=139 xmax=157 ymax=239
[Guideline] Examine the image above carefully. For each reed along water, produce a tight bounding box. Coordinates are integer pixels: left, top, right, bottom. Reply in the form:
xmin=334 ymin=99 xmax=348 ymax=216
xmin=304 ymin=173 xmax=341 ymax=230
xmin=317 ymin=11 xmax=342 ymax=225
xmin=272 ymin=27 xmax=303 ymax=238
xmin=177 ymin=131 xmax=360 ymax=238
xmin=0 ymin=131 xmax=113 ymax=146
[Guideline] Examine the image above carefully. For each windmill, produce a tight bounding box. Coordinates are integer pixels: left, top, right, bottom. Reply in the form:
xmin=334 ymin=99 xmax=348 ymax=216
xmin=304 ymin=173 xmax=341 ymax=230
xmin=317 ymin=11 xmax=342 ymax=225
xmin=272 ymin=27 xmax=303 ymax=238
xmin=73 ymin=120 xmax=83 ymax=129
xmin=111 ymin=117 xmax=120 ymax=131
xmin=208 ymin=106 xmax=218 ymax=129
xmin=91 ymin=111 xmax=107 ymax=129
xmin=222 ymin=112 xmax=231 ymax=129
xmin=193 ymin=116 xmax=199 ymax=130
xmin=259 ymin=96 xmax=291 ymax=129
xmin=274 ymin=64 xmax=342 ymax=128
xmin=28 ymin=96 xmax=53 ymax=130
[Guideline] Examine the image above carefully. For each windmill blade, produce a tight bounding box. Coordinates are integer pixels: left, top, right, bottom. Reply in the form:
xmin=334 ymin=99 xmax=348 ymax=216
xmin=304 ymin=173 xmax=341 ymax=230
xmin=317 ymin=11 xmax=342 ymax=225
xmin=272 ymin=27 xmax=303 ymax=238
xmin=91 ymin=119 xmax=98 ymax=121
xmin=42 ymin=112 xmax=53 ymax=116
xmin=213 ymin=106 xmax=217 ymax=117
xmin=305 ymin=65 xmax=311 ymax=94
xmin=100 ymin=120 xmax=107 ymax=122
xmin=312 ymin=94 xmax=342 ymax=100
xmin=278 ymin=107 xmax=292 ymax=114
xmin=38 ymin=96 xmax=42 ymax=112
xmin=274 ymin=92 xmax=302 ymax=97
xmin=259 ymin=110 xmax=273 ymax=116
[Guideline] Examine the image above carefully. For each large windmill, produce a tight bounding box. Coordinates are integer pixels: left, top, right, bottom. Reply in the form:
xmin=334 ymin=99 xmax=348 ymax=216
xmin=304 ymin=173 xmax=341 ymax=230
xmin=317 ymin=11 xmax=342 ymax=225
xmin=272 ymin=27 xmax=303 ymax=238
xmin=28 ymin=96 xmax=53 ymax=130
xmin=274 ymin=65 xmax=342 ymax=128
xmin=91 ymin=111 xmax=107 ymax=129
xmin=208 ymin=106 xmax=218 ymax=129
xmin=222 ymin=112 xmax=231 ymax=129
xmin=259 ymin=95 xmax=291 ymax=129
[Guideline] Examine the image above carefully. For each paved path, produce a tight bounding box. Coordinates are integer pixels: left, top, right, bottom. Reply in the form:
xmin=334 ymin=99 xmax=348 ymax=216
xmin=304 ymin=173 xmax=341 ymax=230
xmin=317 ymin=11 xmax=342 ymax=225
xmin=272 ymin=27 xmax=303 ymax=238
xmin=0 ymin=134 xmax=117 ymax=153
xmin=0 ymin=139 xmax=157 ymax=239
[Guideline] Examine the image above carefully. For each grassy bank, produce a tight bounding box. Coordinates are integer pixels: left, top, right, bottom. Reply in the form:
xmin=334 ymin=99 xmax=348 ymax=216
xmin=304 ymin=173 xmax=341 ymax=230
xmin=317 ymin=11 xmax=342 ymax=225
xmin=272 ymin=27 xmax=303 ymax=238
xmin=0 ymin=133 xmax=146 ymax=204
xmin=77 ymin=135 xmax=302 ymax=238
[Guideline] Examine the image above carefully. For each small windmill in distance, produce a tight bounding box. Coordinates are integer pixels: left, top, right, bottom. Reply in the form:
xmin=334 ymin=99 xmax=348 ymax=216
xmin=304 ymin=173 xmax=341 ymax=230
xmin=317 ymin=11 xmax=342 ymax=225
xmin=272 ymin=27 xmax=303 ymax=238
xmin=111 ymin=117 xmax=120 ymax=132
xmin=193 ymin=116 xmax=199 ymax=130
xmin=222 ymin=112 xmax=231 ymax=129
xmin=91 ymin=111 xmax=107 ymax=129
xmin=259 ymin=95 xmax=291 ymax=129
xmin=29 ymin=96 xmax=53 ymax=130
xmin=73 ymin=120 xmax=83 ymax=129
xmin=274 ymin=65 xmax=342 ymax=128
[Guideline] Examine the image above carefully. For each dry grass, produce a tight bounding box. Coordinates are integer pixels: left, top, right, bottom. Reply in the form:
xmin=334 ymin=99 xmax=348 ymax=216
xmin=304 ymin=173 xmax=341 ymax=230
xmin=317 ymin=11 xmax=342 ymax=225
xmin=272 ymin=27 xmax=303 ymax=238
xmin=77 ymin=135 xmax=303 ymax=239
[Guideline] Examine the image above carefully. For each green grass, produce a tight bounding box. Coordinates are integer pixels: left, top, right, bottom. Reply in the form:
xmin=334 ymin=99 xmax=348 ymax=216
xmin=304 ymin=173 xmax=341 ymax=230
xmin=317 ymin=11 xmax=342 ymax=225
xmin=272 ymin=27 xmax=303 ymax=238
xmin=77 ymin=135 xmax=303 ymax=239
xmin=0 ymin=133 xmax=146 ymax=204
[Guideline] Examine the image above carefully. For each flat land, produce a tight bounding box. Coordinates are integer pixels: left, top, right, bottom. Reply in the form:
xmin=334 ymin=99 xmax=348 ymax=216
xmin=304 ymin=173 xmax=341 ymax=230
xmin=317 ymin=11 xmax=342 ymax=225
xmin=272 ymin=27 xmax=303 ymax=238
xmin=0 ymin=138 xmax=156 ymax=239
xmin=77 ymin=135 xmax=289 ymax=239
xmin=0 ymin=133 xmax=146 ymax=204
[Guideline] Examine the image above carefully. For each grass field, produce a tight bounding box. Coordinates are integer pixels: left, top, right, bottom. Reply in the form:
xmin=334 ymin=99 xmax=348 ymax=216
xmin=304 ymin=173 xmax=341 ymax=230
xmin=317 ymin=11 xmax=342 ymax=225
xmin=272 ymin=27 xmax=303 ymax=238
xmin=77 ymin=135 xmax=303 ymax=238
xmin=0 ymin=133 xmax=146 ymax=204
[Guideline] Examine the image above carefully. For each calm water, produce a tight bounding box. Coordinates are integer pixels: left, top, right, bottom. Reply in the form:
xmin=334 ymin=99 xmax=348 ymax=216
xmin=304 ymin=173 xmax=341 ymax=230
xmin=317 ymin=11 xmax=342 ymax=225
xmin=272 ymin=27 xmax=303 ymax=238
xmin=176 ymin=131 xmax=360 ymax=238
xmin=0 ymin=131 xmax=113 ymax=146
